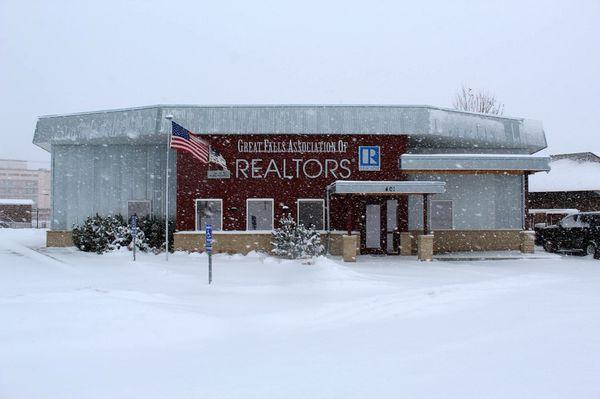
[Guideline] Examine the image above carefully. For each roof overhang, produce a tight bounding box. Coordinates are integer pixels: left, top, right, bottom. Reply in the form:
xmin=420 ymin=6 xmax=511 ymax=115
xmin=327 ymin=180 xmax=446 ymax=195
xmin=400 ymin=154 xmax=551 ymax=172
xmin=33 ymin=104 xmax=547 ymax=154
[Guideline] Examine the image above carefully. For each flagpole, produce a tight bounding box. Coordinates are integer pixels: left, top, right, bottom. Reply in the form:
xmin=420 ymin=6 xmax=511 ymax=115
xmin=164 ymin=114 xmax=174 ymax=261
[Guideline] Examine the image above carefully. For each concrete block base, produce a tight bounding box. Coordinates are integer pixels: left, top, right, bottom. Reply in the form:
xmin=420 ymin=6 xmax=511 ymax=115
xmin=400 ymin=232 xmax=413 ymax=256
xmin=519 ymin=230 xmax=535 ymax=254
xmin=46 ymin=230 xmax=74 ymax=247
xmin=326 ymin=232 xmax=360 ymax=256
xmin=417 ymin=234 xmax=434 ymax=261
xmin=342 ymin=235 xmax=358 ymax=262
xmin=174 ymin=231 xmax=360 ymax=256
xmin=174 ymin=232 xmax=272 ymax=254
xmin=410 ymin=230 xmax=522 ymax=254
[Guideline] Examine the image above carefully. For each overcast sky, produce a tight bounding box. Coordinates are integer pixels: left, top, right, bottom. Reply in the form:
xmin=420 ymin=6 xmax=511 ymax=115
xmin=1 ymin=0 xmax=599 ymax=165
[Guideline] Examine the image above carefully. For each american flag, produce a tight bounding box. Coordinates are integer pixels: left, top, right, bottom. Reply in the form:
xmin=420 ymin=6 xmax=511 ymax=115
xmin=170 ymin=122 xmax=209 ymax=163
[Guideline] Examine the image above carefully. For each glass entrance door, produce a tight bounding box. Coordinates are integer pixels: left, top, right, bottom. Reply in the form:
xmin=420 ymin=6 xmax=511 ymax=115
xmin=386 ymin=199 xmax=398 ymax=254
xmin=365 ymin=204 xmax=382 ymax=249
xmin=361 ymin=198 xmax=401 ymax=255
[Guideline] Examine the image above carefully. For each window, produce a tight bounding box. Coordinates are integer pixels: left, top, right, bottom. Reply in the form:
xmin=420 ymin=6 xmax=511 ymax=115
xmin=577 ymin=215 xmax=591 ymax=228
xmin=560 ymin=215 xmax=577 ymax=228
xmin=247 ymin=199 xmax=274 ymax=231
xmin=127 ymin=200 xmax=151 ymax=218
xmin=584 ymin=214 xmax=600 ymax=227
xmin=196 ymin=199 xmax=222 ymax=231
xmin=297 ymin=199 xmax=325 ymax=230
xmin=430 ymin=200 xmax=453 ymax=230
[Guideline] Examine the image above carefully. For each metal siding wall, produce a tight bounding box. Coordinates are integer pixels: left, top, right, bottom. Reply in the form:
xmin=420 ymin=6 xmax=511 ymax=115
xmin=51 ymin=144 xmax=176 ymax=230
xmin=494 ymin=174 xmax=522 ymax=229
xmin=408 ymin=174 xmax=522 ymax=230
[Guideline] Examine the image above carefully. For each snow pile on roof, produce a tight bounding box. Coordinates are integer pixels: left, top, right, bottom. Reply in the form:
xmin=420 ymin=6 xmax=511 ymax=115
xmin=0 ymin=199 xmax=34 ymax=205
xmin=529 ymin=159 xmax=600 ymax=192
xmin=528 ymin=208 xmax=578 ymax=214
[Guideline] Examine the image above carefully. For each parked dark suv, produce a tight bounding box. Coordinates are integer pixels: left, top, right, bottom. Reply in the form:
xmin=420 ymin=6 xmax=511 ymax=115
xmin=536 ymin=212 xmax=600 ymax=258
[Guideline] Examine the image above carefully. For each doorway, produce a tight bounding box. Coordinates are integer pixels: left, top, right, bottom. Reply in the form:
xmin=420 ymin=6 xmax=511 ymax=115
xmin=360 ymin=198 xmax=403 ymax=254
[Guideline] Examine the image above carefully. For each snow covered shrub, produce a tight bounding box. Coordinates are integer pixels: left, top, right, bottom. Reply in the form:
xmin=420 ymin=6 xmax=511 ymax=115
xmin=271 ymin=214 xmax=324 ymax=260
xmin=271 ymin=214 xmax=297 ymax=258
xmin=72 ymin=214 xmax=172 ymax=254
xmin=73 ymin=214 xmax=126 ymax=254
xmin=137 ymin=215 xmax=174 ymax=252
xmin=110 ymin=224 xmax=150 ymax=252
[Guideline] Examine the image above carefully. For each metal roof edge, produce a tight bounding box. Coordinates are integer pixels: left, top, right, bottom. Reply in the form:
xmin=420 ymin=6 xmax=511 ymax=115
xmin=36 ymin=103 xmax=529 ymax=122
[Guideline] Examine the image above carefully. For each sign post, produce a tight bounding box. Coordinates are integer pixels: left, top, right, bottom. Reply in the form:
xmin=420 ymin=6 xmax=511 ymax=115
xmin=205 ymin=224 xmax=213 ymax=284
xmin=131 ymin=214 xmax=138 ymax=262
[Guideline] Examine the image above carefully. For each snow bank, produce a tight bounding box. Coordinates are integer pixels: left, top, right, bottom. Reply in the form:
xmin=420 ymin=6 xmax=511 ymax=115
xmin=1 ymin=229 xmax=600 ymax=398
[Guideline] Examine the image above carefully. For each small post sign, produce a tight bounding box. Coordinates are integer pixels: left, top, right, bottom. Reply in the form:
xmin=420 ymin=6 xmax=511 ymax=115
xmin=130 ymin=214 xmax=138 ymax=262
xmin=205 ymin=223 xmax=213 ymax=284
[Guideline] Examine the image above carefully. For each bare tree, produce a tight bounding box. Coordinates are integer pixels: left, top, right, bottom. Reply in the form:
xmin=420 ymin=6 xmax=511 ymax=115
xmin=453 ymin=85 xmax=505 ymax=115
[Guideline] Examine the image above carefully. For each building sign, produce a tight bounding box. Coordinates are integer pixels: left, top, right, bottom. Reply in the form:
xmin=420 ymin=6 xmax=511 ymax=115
xmin=206 ymin=139 xmax=387 ymax=180
xmin=207 ymin=170 xmax=231 ymax=179
xmin=237 ymin=139 xmax=348 ymax=154
xmin=358 ymin=146 xmax=381 ymax=171
xmin=235 ymin=158 xmax=351 ymax=179
xmin=205 ymin=139 xmax=355 ymax=180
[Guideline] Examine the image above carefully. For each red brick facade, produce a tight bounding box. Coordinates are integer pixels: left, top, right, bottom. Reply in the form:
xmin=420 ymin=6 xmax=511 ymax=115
xmin=0 ymin=204 xmax=32 ymax=223
xmin=176 ymin=134 xmax=408 ymax=234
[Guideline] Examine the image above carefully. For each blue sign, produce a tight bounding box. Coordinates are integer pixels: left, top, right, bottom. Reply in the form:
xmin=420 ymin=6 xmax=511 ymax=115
xmin=205 ymin=224 xmax=213 ymax=252
xmin=358 ymin=146 xmax=381 ymax=171
xmin=130 ymin=214 xmax=137 ymax=233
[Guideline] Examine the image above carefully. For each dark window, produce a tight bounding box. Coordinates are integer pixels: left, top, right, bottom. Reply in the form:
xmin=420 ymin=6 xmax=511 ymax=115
xmin=128 ymin=200 xmax=151 ymax=218
xmin=196 ymin=199 xmax=222 ymax=231
xmin=297 ymin=200 xmax=324 ymax=230
xmin=430 ymin=200 xmax=453 ymax=230
xmin=247 ymin=199 xmax=273 ymax=230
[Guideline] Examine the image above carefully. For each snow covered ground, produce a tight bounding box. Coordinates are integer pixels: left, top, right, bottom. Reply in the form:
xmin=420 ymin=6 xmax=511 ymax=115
xmin=1 ymin=230 xmax=599 ymax=399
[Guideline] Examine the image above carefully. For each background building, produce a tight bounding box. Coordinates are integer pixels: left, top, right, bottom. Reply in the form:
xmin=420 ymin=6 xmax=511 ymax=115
xmin=528 ymin=152 xmax=600 ymax=226
xmin=0 ymin=159 xmax=51 ymax=227
xmin=0 ymin=198 xmax=33 ymax=227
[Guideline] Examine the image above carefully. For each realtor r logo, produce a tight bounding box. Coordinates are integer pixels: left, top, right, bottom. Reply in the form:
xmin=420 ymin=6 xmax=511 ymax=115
xmin=358 ymin=146 xmax=381 ymax=171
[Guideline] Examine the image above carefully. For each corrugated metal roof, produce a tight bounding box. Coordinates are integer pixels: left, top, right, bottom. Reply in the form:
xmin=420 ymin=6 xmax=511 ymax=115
xmin=33 ymin=104 xmax=547 ymax=153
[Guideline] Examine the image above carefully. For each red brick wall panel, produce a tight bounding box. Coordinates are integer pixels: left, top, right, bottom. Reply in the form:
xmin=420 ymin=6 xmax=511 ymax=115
xmin=176 ymin=134 xmax=408 ymax=231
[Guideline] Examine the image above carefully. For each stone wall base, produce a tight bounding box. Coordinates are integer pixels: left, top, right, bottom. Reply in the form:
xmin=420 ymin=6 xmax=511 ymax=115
xmin=174 ymin=232 xmax=272 ymax=254
xmin=342 ymin=235 xmax=358 ymax=262
xmin=410 ymin=230 xmax=522 ymax=254
xmin=417 ymin=234 xmax=434 ymax=261
xmin=519 ymin=231 xmax=535 ymax=253
xmin=400 ymin=232 xmax=413 ymax=256
xmin=326 ymin=232 xmax=361 ymax=256
xmin=48 ymin=229 xmax=525 ymax=254
xmin=47 ymin=230 xmax=74 ymax=247
xmin=173 ymin=231 xmax=360 ymax=256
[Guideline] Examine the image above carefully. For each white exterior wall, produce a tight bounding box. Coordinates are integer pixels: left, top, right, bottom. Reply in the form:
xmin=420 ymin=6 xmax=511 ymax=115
xmin=408 ymin=174 xmax=523 ymax=230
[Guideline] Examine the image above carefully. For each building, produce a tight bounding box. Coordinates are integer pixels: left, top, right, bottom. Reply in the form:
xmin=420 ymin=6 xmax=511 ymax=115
xmin=33 ymin=105 xmax=550 ymax=255
xmin=528 ymin=152 xmax=600 ymax=226
xmin=0 ymin=198 xmax=34 ymax=227
xmin=0 ymin=159 xmax=51 ymax=227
